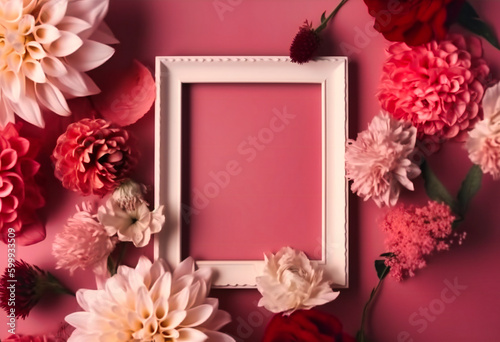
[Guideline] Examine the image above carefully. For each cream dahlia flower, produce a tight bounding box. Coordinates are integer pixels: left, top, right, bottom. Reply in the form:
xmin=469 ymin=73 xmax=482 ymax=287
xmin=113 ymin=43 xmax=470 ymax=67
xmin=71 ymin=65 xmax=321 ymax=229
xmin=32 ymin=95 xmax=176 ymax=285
xmin=65 ymin=256 xmax=235 ymax=342
xmin=256 ymin=246 xmax=339 ymax=315
xmin=467 ymin=81 xmax=500 ymax=179
xmin=345 ymin=112 xmax=421 ymax=207
xmin=0 ymin=0 xmax=117 ymax=128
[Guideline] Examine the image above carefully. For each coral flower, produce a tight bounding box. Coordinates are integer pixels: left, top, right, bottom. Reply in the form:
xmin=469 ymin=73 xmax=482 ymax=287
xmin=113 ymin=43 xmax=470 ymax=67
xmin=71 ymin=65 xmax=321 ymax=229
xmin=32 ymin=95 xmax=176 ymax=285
xmin=345 ymin=112 xmax=420 ymax=207
xmin=52 ymin=202 xmax=117 ymax=275
xmin=52 ymin=118 xmax=138 ymax=196
xmin=66 ymin=256 xmax=235 ymax=341
xmin=382 ymin=201 xmax=463 ymax=281
xmin=0 ymin=260 xmax=73 ymax=319
xmin=0 ymin=123 xmax=45 ymax=245
xmin=467 ymin=81 xmax=500 ymax=179
xmin=378 ymin=34 xmax=490 ymax=141
xmin=0 ymin=0 xmax=117 ymax=128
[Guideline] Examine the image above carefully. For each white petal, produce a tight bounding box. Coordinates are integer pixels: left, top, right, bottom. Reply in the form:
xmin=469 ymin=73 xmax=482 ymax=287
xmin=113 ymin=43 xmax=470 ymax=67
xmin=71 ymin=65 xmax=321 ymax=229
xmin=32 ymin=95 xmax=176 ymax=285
xmin=136 ymin=286 xmax=154 ymax=319
xmin=18 ymin=14 xmax=35 ymax=35
xmin=0 ymin=70 xmax=21 ymax=101
xmin=49 ymin=64 xmax=100 ymax=96
xmin=26 ymin=41 xmax=47 ymax=59
xmin=7 ymin=53 xmax=22 ymax=73
xmin=65 ymin=39 xmax=114 ymax=72
xmin=66 ymin=0 xmax=109 ymax=29
xmin=10 ymin=85 xmax=44 ymax=127
xmin=23 ymin=59 xmax=46 ymax=83
xmin=33 ymin=24 xmax=61 ymax=44
xmin=3 ymin=0 xmax=22 ymax=22
xmin=57 ymin=16 xmax=92 ymax=35
xmin=181 ymin=304 xmax=214 ymax=327
xmin=65 ymin=312 xmax=92 ymax=331
xmin=482 ymin=81 xmax=500 ymax=119
xmin=38 ymin=0 xmax=68 ymax=25
xmin=201 ymin=309 xmax=232 ymax=331
xmin=149 ymin=271 xmax=171 ymax=303
xmin=203 ymin=331 xmax=236 ymax=342
xmin=41 ymin=56 xmax=67 ymax=77
xmin=160 ymin=309 xmax=187 ymax=330
xmin=48 ymin=31 xmax=83 ymax=57
xmin=0 ymin=97 xmax=15 ymax=128
xmin=35 ymin=82 xmax=71 ymax=116
xmin=89 ymin=22 xmax=119 ymax=44
xmin=173 ymin=257 xmax=196 ymax=282
xmin=177 ymin=328 xmax=208 ymax=342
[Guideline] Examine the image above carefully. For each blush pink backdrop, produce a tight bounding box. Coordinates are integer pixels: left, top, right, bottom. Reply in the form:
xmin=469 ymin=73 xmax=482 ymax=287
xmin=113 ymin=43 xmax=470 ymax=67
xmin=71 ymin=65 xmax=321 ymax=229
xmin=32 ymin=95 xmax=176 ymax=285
xmin=2 ymin=0 xmax=500 ymax=341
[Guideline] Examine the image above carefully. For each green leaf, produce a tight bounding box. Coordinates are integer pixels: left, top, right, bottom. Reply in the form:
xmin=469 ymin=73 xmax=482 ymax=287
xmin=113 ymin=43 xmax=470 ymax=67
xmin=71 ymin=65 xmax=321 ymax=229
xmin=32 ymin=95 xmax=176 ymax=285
xmin=375 ymin=260 xmax=390 ymax=280
xmin=421 ymin=160 xmax=460 ymax=214
xmin=320 ymin=10 xmax=326 ymax=24
xmin=457 ymin=164 xmax=483 ymax=215
xmin=458 ymin=1 xmax=500 ymax=50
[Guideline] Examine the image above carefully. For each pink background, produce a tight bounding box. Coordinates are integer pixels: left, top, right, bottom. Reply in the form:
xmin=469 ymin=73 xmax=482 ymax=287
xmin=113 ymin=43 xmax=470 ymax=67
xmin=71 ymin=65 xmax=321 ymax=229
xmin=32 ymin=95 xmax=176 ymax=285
xmin=2 ymin=0 xmax=500 ymax=341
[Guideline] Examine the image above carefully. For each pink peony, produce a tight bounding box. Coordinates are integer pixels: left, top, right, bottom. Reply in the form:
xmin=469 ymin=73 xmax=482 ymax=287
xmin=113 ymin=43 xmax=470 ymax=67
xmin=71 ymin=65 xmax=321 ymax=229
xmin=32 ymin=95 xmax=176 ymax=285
xmin=382 ymin=201 xmax=463 ymax=281
xmin=378 ymin=34 xmax=490 ymax=141
xmin=0 ymin=123 xmax=45 ymax=245
xmin=345 ymin=112 xmax=420 ymax=207
xmin=52 ymin=202 xmax=117 ymax=275
xmin=467 ymin=81 xmax=500 ymax=179
xmin=52 ymin=118 xmax=138 ymax=196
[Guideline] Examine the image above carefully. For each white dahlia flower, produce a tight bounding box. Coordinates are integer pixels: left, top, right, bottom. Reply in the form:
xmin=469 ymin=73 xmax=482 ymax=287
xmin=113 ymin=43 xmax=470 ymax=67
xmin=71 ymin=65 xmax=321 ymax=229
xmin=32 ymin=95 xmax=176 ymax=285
xmin=66 ymin=256 xmax=235 ymax=342
xmin=0 ymin=0 xmax=117 ymax=128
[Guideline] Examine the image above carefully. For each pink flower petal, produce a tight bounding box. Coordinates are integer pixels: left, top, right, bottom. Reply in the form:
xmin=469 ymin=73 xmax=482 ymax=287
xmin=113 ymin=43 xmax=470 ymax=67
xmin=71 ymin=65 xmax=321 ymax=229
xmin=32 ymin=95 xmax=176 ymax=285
xmin=65 ymin=40 xmax=114 ymax=72
xmin=92 ymin=60 xmax=156 ymax=126
xmin=15 ymin=218 xmax=46 ymax=246
xmin=48 ymin=31 xmax=83 ymax=57
xmin=35 ymin=82 xmax=71 ymax=116
xmin=37 ymin=0 xmax=68 ymax=26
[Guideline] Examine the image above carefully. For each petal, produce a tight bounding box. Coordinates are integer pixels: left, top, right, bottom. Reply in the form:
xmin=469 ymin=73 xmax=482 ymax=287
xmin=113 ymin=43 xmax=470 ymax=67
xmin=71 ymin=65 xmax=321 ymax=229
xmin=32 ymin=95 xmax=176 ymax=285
xmin=48 ymin=31 xmax=83 ymax=57
xmin=3 ymin=0 xmax=22 ymax=22
xmin=9 ymin=84 xmax=44 ymax=127
xmin=0 ymin=98 xmax=16 ymax=128
xmin=35 ymin=81 xmax=71 ymax=115
xmin=203 ymin=331 xmax=236 ymax=342
xmin=89 ymin=22 xmax=119 ymax=44
xmin=181 ymin=304 xmax=214 ymax=327
xmin=33 ymin=24 xmax=61 ymax=44
xmin=136 ymin=286 xmax=154 ymax=319
xmin=7 ymin=53 xmax=22 ymax=73
xmin=177 ymin=328 xmax=208 ymax=342
xmin=26 ymin=41 xmax=47 ymax=60
xmin=0 ymin=70 xmax=21 ymax=102
xmin=41 ymin=55 xmax=66 ymax=77
xmin=38 ymin=0 xmax=68 ymax=25
xmin=22 ymin=59 xmax=47 ymax=83
xmin=160 ymin=310 xmax=187 ymax=330
xmin=482 ymin=81 xmax=500 ymax=119
xmin=65 ymin=39 xmax=114 ymax=72
xmin=56 ymin=16 xmax=92 ymax=35
xmin=149 ymin=271 xmax=171 ymax=303
xmin=18 ymin=14 xmax=35 ymax=35
xmin=66 ymin=0 xmax=109 ymax=29
xmin=49 ymin=64 xmax=100 ymax=96
xmin=15 ymin=218 xmax=46 ymax=246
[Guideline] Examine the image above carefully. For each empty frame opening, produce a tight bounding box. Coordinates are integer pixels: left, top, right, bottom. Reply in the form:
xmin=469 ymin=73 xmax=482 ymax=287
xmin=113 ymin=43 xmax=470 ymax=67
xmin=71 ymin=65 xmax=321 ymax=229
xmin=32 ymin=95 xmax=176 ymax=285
xmin=181 ymin=83 xmax=323 ymax=260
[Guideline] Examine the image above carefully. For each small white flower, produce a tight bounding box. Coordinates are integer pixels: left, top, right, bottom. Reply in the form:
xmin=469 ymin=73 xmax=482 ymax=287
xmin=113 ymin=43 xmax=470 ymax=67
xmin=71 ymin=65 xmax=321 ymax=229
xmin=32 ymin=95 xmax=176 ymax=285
xmin=256 ymin=246 xmax=339 ymax=315
xmin=65 ymin=256 xmax=235 ymax=342
xmin=98 ymin=196 xmax=165 ymax=247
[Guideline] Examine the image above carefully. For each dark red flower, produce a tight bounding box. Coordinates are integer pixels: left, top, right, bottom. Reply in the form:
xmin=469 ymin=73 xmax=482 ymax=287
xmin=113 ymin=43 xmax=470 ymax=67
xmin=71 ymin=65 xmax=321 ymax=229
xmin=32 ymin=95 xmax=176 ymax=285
xmin=52 ymin=118 xmax=138 ymax=196
xmin=263 ymin=309 xmax=355 ymax=342
xmin=0 ymin=260 xmax=73 ymax=319
xmin=0 ymin=123 xmax=45 ymax=246
xmin=363 ymin=0 xmax=466 ymax=46
xmin=290 ymin=21 xmax=321 ymax=64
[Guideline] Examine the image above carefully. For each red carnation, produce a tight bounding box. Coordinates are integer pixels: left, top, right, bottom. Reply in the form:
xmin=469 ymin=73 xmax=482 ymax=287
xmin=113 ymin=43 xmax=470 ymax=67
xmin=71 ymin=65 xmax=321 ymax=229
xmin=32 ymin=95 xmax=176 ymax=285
xmin=263 ymin=309 xmax=355 ymax=342
xmin=363 ymin=0 xmax=465 ymax=46
xmin=52 ymin=118 xmax=138 ymax=197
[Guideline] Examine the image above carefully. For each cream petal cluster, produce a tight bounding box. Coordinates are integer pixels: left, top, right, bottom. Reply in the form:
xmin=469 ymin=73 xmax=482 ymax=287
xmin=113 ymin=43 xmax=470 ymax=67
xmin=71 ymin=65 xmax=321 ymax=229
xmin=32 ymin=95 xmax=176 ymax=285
xmin=0 ymin=0 xmax=116 ymax=128
xmin=256 ymin=247 xmax=339 ymax=315
xmin=467 ymin=81 xmax=500 ymax=179
xmin=65 ymin=256 xmax=235 ymax=342
xmin=345 ymin=112 xmax=421 ymax=207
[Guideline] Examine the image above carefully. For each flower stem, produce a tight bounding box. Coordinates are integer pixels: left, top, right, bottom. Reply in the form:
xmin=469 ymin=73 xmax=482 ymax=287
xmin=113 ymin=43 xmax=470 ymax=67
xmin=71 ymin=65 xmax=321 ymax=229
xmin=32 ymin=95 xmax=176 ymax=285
xmin=315 ymin=0 xmax=350 ymax=33
xmin=43 ymin=273 xmax=75 ymax=297
xmin=114 ymin=242 xmax=128 ymax=275
xmin=356 ymin=265 xmax=389 ymax=342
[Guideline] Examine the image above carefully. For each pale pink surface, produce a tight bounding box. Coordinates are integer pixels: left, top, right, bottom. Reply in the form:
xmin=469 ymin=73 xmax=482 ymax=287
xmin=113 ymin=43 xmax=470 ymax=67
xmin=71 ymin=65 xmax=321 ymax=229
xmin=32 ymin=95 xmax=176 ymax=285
xmin=2 ymin=0 xmax=500 ymax=341
xmin=187 ymin=83 xmax=322 ymax=260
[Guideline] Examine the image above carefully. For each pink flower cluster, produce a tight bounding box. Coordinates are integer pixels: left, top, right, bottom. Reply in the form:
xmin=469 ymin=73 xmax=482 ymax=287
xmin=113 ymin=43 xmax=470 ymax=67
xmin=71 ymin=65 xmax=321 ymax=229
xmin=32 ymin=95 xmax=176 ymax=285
xmin=378 ymin=34 xmax=490 ymax=141
xmin=0 ymin=124 xmax=45 ymax=245
xmin=382 ymin=201 xmax=463 ymax=281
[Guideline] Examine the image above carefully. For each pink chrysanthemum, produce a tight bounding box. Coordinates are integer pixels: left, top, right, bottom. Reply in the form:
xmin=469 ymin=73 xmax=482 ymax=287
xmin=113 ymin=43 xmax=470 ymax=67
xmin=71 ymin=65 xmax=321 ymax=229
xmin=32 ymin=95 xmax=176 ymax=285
xmin=289 ymin=21 xmax=320 ymax=64
xmin=345 ymin=112 xmax=420 ymax=207
xmin=378 ymin=34 xmax=490 ymax=141
xmin=467 ymin=81 xmax=500 ymax=179
xmin=52 ymin=118 xmax=138 ymax=196
xmin=52 ymin=202 xmax=117 ymax=275
xmin=382 ymin=201 xmax=463 ymax=281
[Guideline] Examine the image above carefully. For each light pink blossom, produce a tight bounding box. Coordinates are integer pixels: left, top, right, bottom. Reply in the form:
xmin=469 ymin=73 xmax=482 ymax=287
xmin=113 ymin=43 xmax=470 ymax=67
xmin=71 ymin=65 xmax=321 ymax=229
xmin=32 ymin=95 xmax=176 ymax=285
xmin=345 ymin=112 xmax=420 ymax=207
xmin=467 ymin=81 xmax=500 ymax=179
xmin=382 ymin=201 xmax=463 ymax=281
xmin=52 ymin=202 xmax=116 ymax=276
xmin=378 ymin=34 xmax=490 ymax=141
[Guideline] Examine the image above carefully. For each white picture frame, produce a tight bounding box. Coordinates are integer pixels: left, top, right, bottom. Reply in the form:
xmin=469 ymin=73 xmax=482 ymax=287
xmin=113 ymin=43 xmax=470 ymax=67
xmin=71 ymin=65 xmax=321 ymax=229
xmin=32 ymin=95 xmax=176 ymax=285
xmin=154 ymin=56 xmax=348 ymax=289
